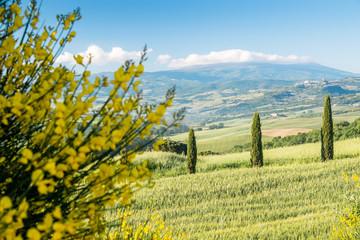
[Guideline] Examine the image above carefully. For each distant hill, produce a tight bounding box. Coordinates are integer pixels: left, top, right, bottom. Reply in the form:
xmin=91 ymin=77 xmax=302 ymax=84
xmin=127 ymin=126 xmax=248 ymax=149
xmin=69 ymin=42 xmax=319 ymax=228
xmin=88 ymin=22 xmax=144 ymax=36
xmin=321 ymin=85 xmax=357 ymax=95
xmin=144 ymin=63 xmax=358 ymax=97
xmin=91 ymin=62 xmax=360 ymax=124
xmin=93 ymin=62 xmax=357 ymax=96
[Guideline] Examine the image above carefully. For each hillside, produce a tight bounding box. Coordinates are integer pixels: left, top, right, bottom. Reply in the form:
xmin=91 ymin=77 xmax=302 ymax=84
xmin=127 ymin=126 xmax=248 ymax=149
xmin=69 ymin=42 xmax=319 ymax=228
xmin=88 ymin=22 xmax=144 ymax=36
xmin=92 ymin=63 xmax=359 ymax=124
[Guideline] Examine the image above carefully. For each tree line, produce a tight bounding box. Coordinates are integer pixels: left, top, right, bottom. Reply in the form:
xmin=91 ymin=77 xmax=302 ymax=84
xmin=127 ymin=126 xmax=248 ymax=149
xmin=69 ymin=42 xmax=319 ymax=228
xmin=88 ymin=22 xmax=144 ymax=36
xmin=240 ymin=94 xmax=334 ymax=167
xmin=244 ymin=94 xmax=334 ymax=167
xmin=162 ymin=94 xmax=335 ymax=173
xmin=232 ymin=103 xmax=360 ymax=152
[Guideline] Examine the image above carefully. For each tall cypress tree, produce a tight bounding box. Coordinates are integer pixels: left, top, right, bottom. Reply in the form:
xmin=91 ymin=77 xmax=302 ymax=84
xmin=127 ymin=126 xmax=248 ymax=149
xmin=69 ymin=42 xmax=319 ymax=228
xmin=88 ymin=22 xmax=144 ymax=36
xmin=320 ymin=128 xmax=325 ymax=162
xmin=250 ymin=111 xmax=263 ymax=167
xmin=187 ymin=128 xmax=197 ymax=174
xmin=322 ymin=94 xmax=334 ymax=161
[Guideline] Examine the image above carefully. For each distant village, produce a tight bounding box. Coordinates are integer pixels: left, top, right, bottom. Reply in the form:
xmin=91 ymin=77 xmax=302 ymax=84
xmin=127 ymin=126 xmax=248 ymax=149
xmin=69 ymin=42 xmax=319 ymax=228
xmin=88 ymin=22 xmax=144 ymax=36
xmin=294 ymin=78 xmax=330 ymax=87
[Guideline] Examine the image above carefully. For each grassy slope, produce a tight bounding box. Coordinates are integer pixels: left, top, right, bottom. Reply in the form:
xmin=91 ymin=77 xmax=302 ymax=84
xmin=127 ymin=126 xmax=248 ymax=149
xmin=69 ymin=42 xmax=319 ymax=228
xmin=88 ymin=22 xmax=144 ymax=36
xmin=170 ymin=111 xmax=360 ymax=152
xmin=127 ymin=138 xmax=360 ymax=239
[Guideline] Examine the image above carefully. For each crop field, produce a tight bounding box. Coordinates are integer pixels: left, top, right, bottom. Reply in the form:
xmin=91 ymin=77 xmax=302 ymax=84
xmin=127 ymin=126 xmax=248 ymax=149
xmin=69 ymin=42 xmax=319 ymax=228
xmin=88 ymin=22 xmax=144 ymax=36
xmin=136 ymin=138 xmax=360 ymax=176
xmin=261 ymin=128 xmax=312 ymax=137
xmin=170 ymin=111 xmax=360 ymax=152
xmin=194 ymin=135 xmax=273 ymax=153
xmin=109 ymin=138 xmax=360 ymax=239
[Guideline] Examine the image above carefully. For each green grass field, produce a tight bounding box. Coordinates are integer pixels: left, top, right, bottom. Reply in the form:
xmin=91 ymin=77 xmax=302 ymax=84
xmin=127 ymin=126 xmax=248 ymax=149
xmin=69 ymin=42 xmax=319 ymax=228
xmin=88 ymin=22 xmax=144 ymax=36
xmin=110 ymin=138 xmax=360 ymax=239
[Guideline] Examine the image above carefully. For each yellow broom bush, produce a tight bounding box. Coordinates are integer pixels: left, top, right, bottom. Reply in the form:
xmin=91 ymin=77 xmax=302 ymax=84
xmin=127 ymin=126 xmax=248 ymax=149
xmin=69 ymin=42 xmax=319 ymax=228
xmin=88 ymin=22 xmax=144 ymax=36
xmin=0 ymin=0 xmax=184 ymax=239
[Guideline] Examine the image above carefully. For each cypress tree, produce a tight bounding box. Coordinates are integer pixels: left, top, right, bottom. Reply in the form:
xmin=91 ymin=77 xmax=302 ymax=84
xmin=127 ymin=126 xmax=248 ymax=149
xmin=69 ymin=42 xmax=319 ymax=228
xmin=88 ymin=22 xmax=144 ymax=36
xmin=322 ymin=94 xmax=334 ymax=161
xmin=187 ymin=128 xmax=197 ymax=174
xmin=320 ymin=128 xmax=325 ymax=162
xmin=250 ymin=111 xmax=263 ymax=167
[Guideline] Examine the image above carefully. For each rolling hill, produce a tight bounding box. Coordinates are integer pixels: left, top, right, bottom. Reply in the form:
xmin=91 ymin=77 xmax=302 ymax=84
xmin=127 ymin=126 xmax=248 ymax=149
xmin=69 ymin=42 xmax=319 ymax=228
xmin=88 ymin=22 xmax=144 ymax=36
xmin=92 ymin=62 xmax=359 ymax=124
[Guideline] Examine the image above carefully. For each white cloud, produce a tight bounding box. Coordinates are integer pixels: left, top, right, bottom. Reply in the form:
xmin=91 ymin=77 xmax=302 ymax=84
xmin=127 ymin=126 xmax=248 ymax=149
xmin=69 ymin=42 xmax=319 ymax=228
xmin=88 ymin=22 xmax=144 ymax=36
xmin=56 ymin=52 xmax=76 ymax=64
xmin=56 ymin=45 xmax=152 ymax=66
xmin=157 ymin=54 xmax=172 ymax=64
xmin=164 ymin=49 xmax=313 ymax=68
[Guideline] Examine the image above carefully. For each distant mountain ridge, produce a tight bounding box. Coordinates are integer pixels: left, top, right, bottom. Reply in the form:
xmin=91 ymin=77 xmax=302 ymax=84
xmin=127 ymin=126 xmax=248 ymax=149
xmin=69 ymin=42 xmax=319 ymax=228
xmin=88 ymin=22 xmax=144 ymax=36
xmin=94 ymin=62 xmax=357 ymax=92
xmin=134 ymin=62 xmax=357 ymax=96
xmin=144 ymin=62 xmax=356 ymax=82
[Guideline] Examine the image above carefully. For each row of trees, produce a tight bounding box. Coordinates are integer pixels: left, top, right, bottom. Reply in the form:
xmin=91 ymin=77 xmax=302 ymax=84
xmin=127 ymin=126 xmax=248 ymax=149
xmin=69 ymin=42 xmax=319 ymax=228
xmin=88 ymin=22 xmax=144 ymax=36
xmin=152 ymin=124 xmax=190 ymax=136
xmin=250 ymin=94 xmax=334 ymax=167
xmin=231 ymin=117 xmax=360 ymax=152
xmin=169 ymin=94 xmax=334 ymax=173
xmin=208 ymin=122 xmax=224 ymax=130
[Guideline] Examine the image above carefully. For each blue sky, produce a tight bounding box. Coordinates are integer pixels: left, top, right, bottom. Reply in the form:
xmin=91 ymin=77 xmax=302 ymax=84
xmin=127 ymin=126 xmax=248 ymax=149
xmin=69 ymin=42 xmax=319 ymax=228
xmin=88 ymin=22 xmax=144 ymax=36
xmin=40 ymin=0 xmax=360 ymax=73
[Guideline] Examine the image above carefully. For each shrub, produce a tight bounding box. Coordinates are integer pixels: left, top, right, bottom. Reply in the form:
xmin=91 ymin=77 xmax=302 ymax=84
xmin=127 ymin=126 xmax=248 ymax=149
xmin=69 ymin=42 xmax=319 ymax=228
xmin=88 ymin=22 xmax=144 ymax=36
xmin=198 ymin=150 xmax=220 ymax=156
xmin=0 ymin=1 xmax=183 ymax=239
xmin=336 ymin=121 xmax=350 ymax=128
xmin=208 ymin=122 xmax=224 ymax=130
xmin=158 ymin=139 xmax=187 ymax=155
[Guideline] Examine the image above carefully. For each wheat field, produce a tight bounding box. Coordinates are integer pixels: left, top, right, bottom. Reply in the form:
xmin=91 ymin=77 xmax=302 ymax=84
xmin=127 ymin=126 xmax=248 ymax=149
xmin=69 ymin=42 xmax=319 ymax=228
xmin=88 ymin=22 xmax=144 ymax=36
xmin=108 ymin=138 xmax=360 ymax=239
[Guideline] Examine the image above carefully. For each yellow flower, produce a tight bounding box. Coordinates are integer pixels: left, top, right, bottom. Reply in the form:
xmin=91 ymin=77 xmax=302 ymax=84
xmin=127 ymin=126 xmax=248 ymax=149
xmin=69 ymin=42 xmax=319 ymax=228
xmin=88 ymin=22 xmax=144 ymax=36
xmin=63 ymin=18 xmax=70 ymax=30
xmin=354 ymin=173 xmax=358 ymax=181
xmin=74 ymin=55 xmax=84 ymax=66
xmin=147 ymin=112 xmax=161 ymax=124
xmin=162 ymin=118 xmax=168 ymax=126
xmin=37 ymin=213 xmax=53 ymax=232
xmin=79 ymin=146 xmax=90 ymax=154
xmin=69 ymin=13 xmax=77 ymax=22
xmin=99 ymin=163 xmax=114 ymax=179
xmin=53 ymin=206 xmax=63 ymax=219
xmin=10 ymin=3 xmax=21 ymax=14
xmin=50 ymin=30 xmax=57 ymax=40
xmin=156 ymin=105 xmax=166 ymax=116
xmin=0 ymin=196 xmax=12 ymax=209
xmin=14 ymin=15 xmax=24 ymax=28
xmin=27 ymin=228 xmax=41 ymax=240
xmin=114 ymin=67 xmax=125 ymax=82
xmin=44 ymin=162 xmax=57 ymax=175
xmin=31 ymin=169 xmax=44 ymax=183
xmin=53 ymin=222 xmax=66 ymax=232
xmin=165 ymin=99 xmax=173 ymax=107
xmin=343 ymin=171 xmax=349 ymax=183
xmin=135 ymin=64 xmax=144 ymax=77
xmin=153 ymin=139 xmax=165 ymax=151
xmin=31 ymin=17 xmax=39 ymax=29
xmin=56 ymin=118 xmax=65 ymax=128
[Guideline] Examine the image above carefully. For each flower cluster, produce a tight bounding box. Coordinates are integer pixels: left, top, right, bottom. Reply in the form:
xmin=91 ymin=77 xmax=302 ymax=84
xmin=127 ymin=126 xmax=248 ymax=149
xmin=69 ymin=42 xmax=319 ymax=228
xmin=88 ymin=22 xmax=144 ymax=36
xmin=0 ymin=1 xmax=184 ymax=239
xmin=331 ymin=173 xmax=360 ymax=239
xmin=106 ymin=202 xmax=186 ymax=240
